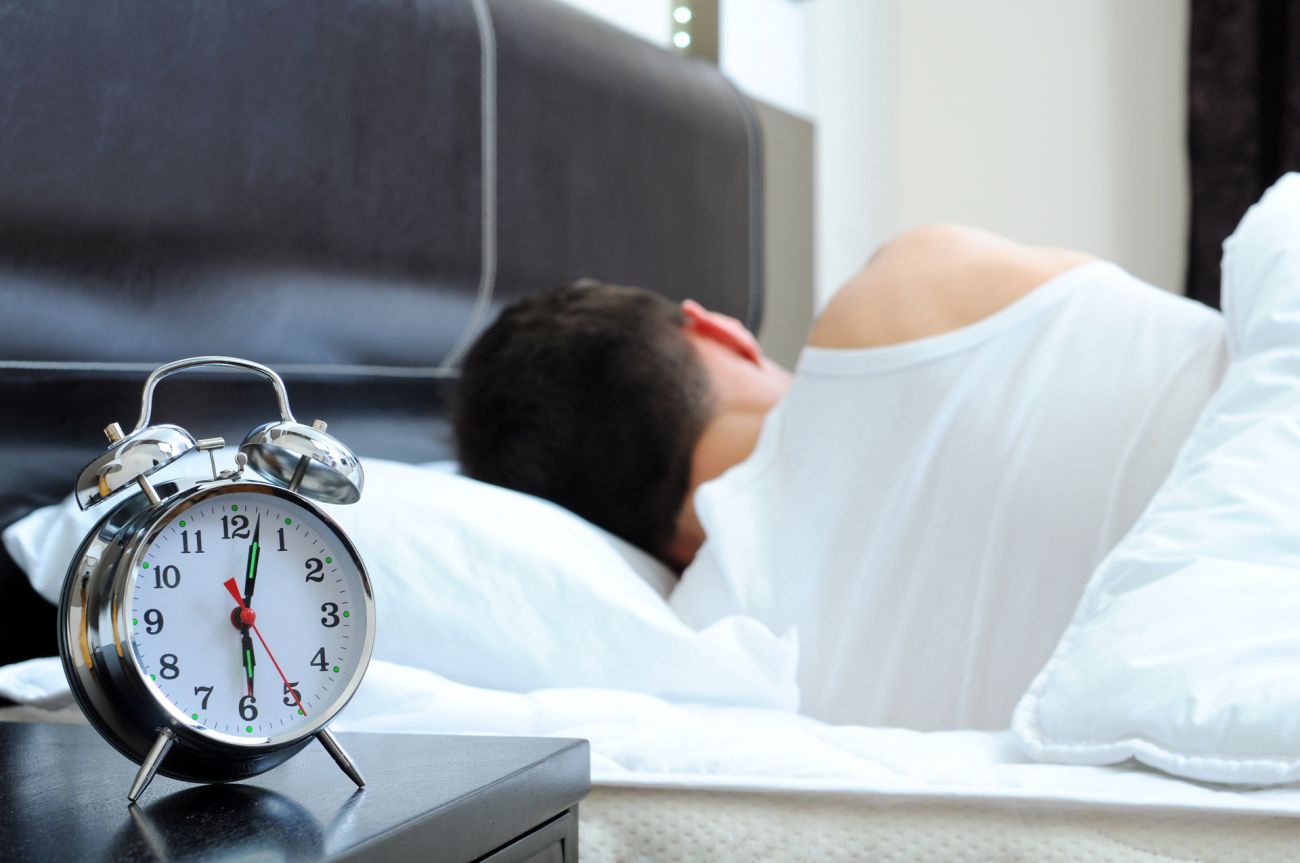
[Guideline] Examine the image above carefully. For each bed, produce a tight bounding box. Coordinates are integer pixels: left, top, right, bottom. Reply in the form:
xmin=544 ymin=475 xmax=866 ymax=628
xmin=5 ymin=656 xmax=1300 ymax=862
xmin=3 ymin=2 xmax=1300 ymax=861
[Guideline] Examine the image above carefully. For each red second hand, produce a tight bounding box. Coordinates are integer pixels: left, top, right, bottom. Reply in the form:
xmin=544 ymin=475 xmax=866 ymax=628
xmin=223 ymin=578 xmax=309 ymax=718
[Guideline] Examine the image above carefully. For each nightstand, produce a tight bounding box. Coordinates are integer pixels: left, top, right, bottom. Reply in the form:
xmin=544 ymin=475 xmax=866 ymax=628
xmin=0 ymin=722 xmax=589 ymax=862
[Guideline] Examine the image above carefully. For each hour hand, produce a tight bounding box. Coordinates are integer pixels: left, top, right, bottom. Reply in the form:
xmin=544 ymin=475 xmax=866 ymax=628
xmin=241 ymin=628 xmax=256 ymax=697
xmin=242 ymin=516 xmax=262 ymax=607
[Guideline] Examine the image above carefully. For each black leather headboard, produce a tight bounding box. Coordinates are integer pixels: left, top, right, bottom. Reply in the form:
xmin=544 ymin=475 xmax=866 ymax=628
xmin=0 ymin=0 xmax=762 ymax=665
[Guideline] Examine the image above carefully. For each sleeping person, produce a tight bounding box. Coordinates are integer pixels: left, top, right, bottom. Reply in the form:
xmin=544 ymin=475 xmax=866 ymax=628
xmin=452 ymin=224 xmax=1226 ymax=731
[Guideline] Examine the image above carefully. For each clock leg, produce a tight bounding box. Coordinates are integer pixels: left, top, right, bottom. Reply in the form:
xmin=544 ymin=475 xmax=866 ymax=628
xmin=317 ymin=728 xmax=365 ymax=788
xmin=127 ymin=728 xmax=176 ymax=804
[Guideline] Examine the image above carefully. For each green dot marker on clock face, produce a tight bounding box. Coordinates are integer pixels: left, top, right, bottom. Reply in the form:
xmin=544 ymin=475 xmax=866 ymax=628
xmin=332 ymin=665 xmax=340 ymax=673
xmin=231 ymin=505 xmax=238 ymax=511
xmin=342 ymin=610 xmax=350 ymax=618
xmin=142 ymin=562 xmax=149 ymax=569
xmin=179 ymin=520 xmax=186 ymax=527
xmin=285 ymin=518 xmax=292 ymax=525
xmin=150 ymin=674 xmax=156 ymax=681
xmin=325 ymin=557 xmax=333 ymax=564
xmin=132 ymin=618 xmax=138 ymax=626
xmin=246 ymin=726 xmax=253 ymax=733
xmin=191 ymin=713 xmax=198 ymax=721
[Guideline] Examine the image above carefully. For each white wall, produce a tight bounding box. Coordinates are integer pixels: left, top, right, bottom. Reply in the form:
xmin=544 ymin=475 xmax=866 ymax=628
xmin=895 ymin=0 xmax=1190 ymax=297
xmin=720 ymin=0 xmax=810 ymax=118
xmin=555 ymin=0 xmax=815 ymax=120
xmin=550 ymin=0 xmax=671 ymax=47
xmin=803 ymin=0 xmax=900 ymax=308
xmin=549 ymin=0 xmax=1191 ymax=308
xmin=732 ymin=0 xmax=1190 ymax=307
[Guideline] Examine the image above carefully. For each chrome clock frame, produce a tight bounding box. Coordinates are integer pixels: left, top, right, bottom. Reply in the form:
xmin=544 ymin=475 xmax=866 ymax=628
xmin=60 ymin=356 xmax=376 ymax=803
xmin=59 ymin=478 xmax=376 ymax=795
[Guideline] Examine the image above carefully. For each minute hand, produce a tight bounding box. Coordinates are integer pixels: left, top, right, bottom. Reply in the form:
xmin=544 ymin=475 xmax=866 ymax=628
xmin=243 ymin=516 xmax=262 ymax=606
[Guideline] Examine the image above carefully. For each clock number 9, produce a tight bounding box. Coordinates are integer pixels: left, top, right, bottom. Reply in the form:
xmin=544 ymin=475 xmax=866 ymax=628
xmin=304 ymin=558 xmax=324 ymax=583
xmin=143 ymin=609 xmax=164 ymax=634
xmin=239 ymin=694 xmax=258 ymax=721
xmin=320 ymin=602 xmax=340 ymax=628
xmin=158 ymin=654 xmax=180 ymax=680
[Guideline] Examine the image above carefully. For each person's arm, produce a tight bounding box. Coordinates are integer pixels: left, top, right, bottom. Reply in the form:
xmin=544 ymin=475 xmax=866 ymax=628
xmin=808 ymin=224 xmax=1097 ymax=350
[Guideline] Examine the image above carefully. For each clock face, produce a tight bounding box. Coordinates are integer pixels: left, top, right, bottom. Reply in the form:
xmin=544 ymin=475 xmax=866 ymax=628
xmin=126 ymin=487 xmax=371 ymax=746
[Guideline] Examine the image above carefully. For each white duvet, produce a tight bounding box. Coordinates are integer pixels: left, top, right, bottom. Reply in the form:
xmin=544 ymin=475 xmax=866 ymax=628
xmin=7 ymin=656 xmax=1300 ymax=819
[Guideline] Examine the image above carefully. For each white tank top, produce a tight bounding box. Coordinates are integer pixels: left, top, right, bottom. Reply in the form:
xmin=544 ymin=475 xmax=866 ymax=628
xmin=670 ymin=262 xmax=1227 ymax=730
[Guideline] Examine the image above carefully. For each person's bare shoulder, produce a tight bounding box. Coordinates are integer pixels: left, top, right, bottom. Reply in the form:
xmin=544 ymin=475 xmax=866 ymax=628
xmin=808 ymin=224 xmax=1098 ymax=350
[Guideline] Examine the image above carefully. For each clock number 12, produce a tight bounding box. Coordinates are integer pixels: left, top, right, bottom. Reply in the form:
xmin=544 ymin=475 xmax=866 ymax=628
xmin=221 ymin=515 xmax=250 ymax=540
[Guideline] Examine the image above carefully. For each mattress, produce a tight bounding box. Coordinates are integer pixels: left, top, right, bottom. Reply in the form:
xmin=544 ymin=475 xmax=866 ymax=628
xmin=581 ymin=787 xmax=1300 ymax=863
xmin=6 ymin=658 xmax=1300 ymax=862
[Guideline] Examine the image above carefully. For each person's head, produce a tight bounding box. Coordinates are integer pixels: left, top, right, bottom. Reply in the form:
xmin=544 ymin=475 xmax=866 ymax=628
xmin=453 ymin=279 xmax=788 ymax=568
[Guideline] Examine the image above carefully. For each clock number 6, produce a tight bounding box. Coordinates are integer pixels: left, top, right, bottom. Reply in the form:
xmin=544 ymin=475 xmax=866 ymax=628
xmin=239 ymin=694 xmax=258 ymax=721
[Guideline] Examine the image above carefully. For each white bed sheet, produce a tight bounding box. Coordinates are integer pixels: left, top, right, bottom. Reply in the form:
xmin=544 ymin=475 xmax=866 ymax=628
xmin=6 ymin=656 xmax=1299 ymax=822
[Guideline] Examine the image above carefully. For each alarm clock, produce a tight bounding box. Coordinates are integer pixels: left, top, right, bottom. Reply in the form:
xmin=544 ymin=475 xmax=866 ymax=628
xmin=58 ymin=356 xmax=377 ymax=803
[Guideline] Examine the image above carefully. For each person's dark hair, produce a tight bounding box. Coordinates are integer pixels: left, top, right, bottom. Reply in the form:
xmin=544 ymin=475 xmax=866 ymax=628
xmin=453 ymin=279 xmax=715 ymax=558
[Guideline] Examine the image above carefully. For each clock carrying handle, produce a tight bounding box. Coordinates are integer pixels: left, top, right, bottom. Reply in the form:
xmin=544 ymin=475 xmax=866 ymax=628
xmin=130 ymin=356 xmax=297 ymax=434
xmin=75 ymin=355 xmax=363 ymax=510
xmin=132 ymin=356 xmax=364 ymax=505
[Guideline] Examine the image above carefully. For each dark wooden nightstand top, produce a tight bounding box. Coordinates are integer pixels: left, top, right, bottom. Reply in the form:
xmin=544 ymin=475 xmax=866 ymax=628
xmin=0 ymin=722 xmax=589 ymax=862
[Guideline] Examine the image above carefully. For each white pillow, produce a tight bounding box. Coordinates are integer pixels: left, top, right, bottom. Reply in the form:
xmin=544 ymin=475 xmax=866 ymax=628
xmin=4 ymin=457 xmax=798 ymax=709
xmin=1012 ymin=173 xmax=1300 ymax=785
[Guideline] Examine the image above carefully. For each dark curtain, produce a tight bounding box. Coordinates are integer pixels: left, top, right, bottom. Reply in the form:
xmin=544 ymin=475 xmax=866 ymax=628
xmin=1187 ymin=0 xmax=1300 ymax=307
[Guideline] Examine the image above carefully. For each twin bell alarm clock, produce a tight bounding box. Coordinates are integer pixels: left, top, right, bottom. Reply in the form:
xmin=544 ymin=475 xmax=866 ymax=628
xmin=58 ymin=356 xmax=376 ymax=803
